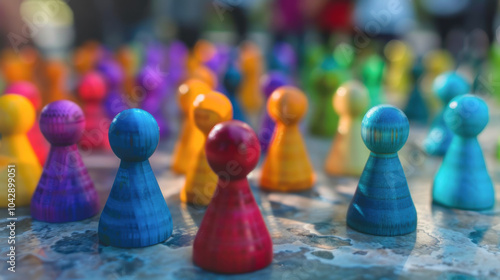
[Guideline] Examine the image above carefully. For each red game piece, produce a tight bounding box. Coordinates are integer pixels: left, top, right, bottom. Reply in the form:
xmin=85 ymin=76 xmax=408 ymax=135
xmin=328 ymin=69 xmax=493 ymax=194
xmin=77 ymin=71 xmax=111 ymax=151
xmin=4 ymin=81 xmax=49 ymax=166
xmin=193 ymin=120 xmax=273 ymax=274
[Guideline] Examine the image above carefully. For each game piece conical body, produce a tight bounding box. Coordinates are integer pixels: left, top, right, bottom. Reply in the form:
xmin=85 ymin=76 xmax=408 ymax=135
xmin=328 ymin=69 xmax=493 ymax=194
xmin=325 ymin=81 xmax=370 ymax=176
xmin=78 ymin=71 xmax=111 ymax=151
xmin=0 ymin=95 xmax=42 ymax=207
xmin=403 ymin=59 xmax=428 ymax=123
xmin=347 ymin=105 xmax=417 ymax=236
xmin=31 ymin=100 xmax=99 ymax=222
xmin=97 ymin=59 xmax=129 ymax=119
xmin=361 ymin=54 xmax=386 ymax=107
xmin=99 ymin=109 xmax=173 ymax=247
xmin=433 ymin=95 xmax=494 ymax=210
xmin=259 ymin=72 xmax=290 ymax=154
xmin=171 ymin=79 xmax=208 ymax=174
xmin=5 ymin=81 xmax=49 ymax=166
xmin=180 ymin=91 xmax=233 ymax=205
xmin=260 ymin=86 xmax=314 ymax=192
xmin=223 ymin=62 xmax=246 ymax=122
xmin=424 ymin=72 xmax=469 ymax=156
xmin=239 ymin=41 xmax=264 ymax=115
xmin=194 ymin=120 xmax=273 ymax=274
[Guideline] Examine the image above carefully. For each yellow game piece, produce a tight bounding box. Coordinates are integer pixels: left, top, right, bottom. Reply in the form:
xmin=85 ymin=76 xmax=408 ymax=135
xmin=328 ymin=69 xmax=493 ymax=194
xmin=239 ymin=41 xmax=264 ymax=115
xmin=0 ymin=95 xmax=42 ymax=207
xmin=421 ymin=49 xmax=455 ymax=114
xmin=384 ymin=40 xmax=414 ymax=101
xmin=171 ymin=79 xmax=211 ymax=174
xmin=260 ymin=86 xmax=315 ymax=192
xmin=180 ymin=90 xmax=233 ymax=205
xmin=325 ymin=81 xmax=370 ymax=176
xmin=191 ymin=65 xmax=218 ymax=89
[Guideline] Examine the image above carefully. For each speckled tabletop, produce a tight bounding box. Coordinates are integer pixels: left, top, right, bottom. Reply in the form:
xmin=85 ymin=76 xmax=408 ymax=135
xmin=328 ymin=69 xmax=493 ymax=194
xmin=2 ymin=104 xmax=500 ymax=280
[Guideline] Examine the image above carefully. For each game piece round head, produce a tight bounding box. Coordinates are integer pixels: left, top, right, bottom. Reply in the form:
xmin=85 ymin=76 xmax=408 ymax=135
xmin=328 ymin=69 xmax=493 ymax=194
xmin=40 ymin=100 xmax=85 ymax=146
xmin=432 ymin=72 xmax=470 ymax=104
xmin=334 ymin=80 xmax=370 ymax=117
xmin=178 ymin=79 xmax=211 ymax=113
xmin=261 ymin=71 xmax=289 ymax=98
xmin=223 ymin=63 xmax=242 ymax=94
xmin=136 ymin=66 xmax=165 ymax=92
xmin=268 ymin=86 xmax=308 ymax=125
xmin=384 ymin=40 xmax=413 ymax=66
xmin=78 ymin=72 xmax=108 ymax=101
xmin=109 ymin=109 xmax=159 ymax=161
xmin=206 ymin=120 xmax=261 ymax=179
xmin=4 ymin=81 xmax=41 ymax=110
xmin=362 ymin=54 xmax=385 ymax=82
xmin=272 ymin=42 xmax=297 ymax=72
xmin=240 ymin=41 xmax=262 ymax=71
xmin=191 ymin=65 xmax=217 ymax=89
xmin=424 ymin=49 xmax=453 ymax=73
xmin=444 ymin=94 xmax=488 ymax=138
xmin=46 ymin=60 xmax=67 ymax=82
xmin=192 ymin=91 xmax=233 ymax=135
xmin=194 ymin=40 xmax=217 ymax=63
xmin=97 ymin=59 xmax=124 ymax=88
xmin=333 ymin=43 xmax=354 ymax=68
xmin=0 ymin=94 xmax=35 ymax=135
xmin=361 ymin=105 xmax=409 ymax=154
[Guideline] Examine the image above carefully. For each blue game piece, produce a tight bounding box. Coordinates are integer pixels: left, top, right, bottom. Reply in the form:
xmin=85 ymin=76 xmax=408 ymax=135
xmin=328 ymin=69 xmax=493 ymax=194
xmin=433 ymin=95 xmax=494 ymax=210
xmin=423 ymin=72 xmax=470 ymax=156
xmin=98 ymin=109 xmax=173 ymax=248
xmin=223 ymin=62 xmax=246 ymax=122
xmin=403 ymin=58 xmax=428 ymax=123
xmin=347 ymin=105 xmax=417 ymax=236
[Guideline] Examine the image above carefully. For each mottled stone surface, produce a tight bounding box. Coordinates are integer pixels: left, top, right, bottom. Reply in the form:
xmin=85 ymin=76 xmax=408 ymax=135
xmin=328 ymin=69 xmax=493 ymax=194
xmin=2 ymin=101 xmax=500 ymax=279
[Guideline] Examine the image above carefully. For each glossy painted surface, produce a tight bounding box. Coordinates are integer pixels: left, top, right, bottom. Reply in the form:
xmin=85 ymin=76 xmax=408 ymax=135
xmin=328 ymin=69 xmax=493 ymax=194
xmin=347 ymin=105 xmax=417 ymax=236
xmin=433 ymin=95 xmax=494 ymax=210
xmin=31 ymin=100 xmax=99 ymax=223
xmin=194 ymin=121 xmax=272 ymax=274
xmin=99 ymin=109 xmax=173 ymax=247
xmin=0 ymin=95 xmax=41 ymax=207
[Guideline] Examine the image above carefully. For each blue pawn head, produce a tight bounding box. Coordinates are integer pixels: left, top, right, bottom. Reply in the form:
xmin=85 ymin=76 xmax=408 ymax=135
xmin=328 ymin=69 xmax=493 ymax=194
xmin=223 ymin=63 xmax=242 ymax=95
xmin=444 ymin=94 xmax=488 ymax=138
xmin=109 ymin=109 xmax=160 ymax=161
xmin=433 ymin=72 xmax=470 ymax=104
xmin=361 ymin=105 xmax=409 ymax=154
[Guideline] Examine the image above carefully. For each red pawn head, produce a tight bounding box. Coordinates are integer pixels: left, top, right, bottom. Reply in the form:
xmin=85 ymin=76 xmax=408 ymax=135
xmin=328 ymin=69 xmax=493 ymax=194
xmin=78 ymin=72 xmax=107 ymax=102
xmin=206 ymin=120 xmax=260 ymax=180
xmin=4 ymin=81 xmax=42 ymax=111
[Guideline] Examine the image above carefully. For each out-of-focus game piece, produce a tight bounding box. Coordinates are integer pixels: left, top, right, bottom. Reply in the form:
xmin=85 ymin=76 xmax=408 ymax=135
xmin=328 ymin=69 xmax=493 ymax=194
xmin=259 ymin=72 xmax=290 ymax=154
xmin=361 ymin=54 xmax=386 ymax=107
xmin=171 ymin=79 xmax=208 ymax=174
xmin=403 ymin=58 xmax=429 ymax=123
xmin=421 ymin=49 xmax=454 ymax=113
xmin=384 ymin=40 xmax=414 ymax=101
xmin=223 ymin=62 xmax=246 ymax=122
xmin=325 ymin=81 xmax=370 ymax=176
xmin=73 ymin=41 xmax=104 ymax=75
xmin=239 ymin=41 xmax=264 ymax=116
xmin=31 ymin=100 xmax=99 ymax=223
xmin=0 ymin=95 xmax=42 ymax=207
xmin=190 ymin=64 xmax=218 ymax=89
xmin=115 ymin=45 xmax=139 ymax=98
xmin=77 ymin=71 xmax=111 ymax=150
xmin=309 ymin=66 xmax=341 ymax=137
xmin=99 ymin=108 xmax=173 ymax=247
xmin=180 ymin=91 xmax=233 ymax=205
xmin=4 ymin=81 xmax=49 ymax=165
xmin=45 ymin=59 xmax=71 ymax=104
xmin=433 ymin=95 xmax=494 ymax=210
xmin=97 ymin=58 xmax=130 ymax=119
xmin=347 ymin=105 xmax=417 ymax=236
xmin=423 ymin=72 xmax=469 ymax=156
xmin=269 ymin=42 xmax=297 ymax=77
xmin=194 ymin=120 xmax=272 ymax=274
xmin=260 ymin=86 xmax=314 ymax=192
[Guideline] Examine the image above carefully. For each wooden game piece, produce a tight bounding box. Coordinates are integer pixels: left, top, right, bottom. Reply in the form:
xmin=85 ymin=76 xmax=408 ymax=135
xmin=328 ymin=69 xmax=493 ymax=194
xmin=361 ymin=54 xmax=386 ymax=107
xmin=171 ymin=79 xmax=209 ymax=174
xmin=239 ymin=41 xmax=264 ymax=115
xmin=4 ymin=82 xmax=49 ymax=165
xmin=403 ymin=58 xmax=429 ymax=124
xmin=180 ymin=91 xmax=233 ymax=205
xmin=187 ymin=40 xmax=217 ymax=74
xmin=223 ymin=62 xmax=246 ymax=122
xmin=115 ymin=45 xmax=139 ymax=99
xmin=99 ymin=108 xmax=173 ymax=247
xmin=347 ymin=105 xmax=417 ymax=236
xmin=325 ymin=81 xmax=370 ymax=176
xmin=97 ymin=58 xmax=130 ymax=119
xmin=73 ymin=41 xmax=104 ymax=75
xmin=423 ymin=72 xmax=469 ymax=156
xmin=384 ymin=40 xmax=414 ymax=102
xmin=77 ymin=71 xmax=111 ymax=151
xmin=167 ymin=40 xmax=189 ymax=91
xmin=269 ymin=42 xmax=297 ymax=77
xmin=433 ymin=95 xmax=494 ymax=210
xmin=193 ymin=120 xmax=273 ymax=274
xmin=0 ymin=49 xmax=31 ymax=83
xmin=259 ymin=72 xmax=290 ymax=154
xmin=31 ymin=100 xmax=99 ymax=222
xmin=45 ymin=59 xmax=71 ymax=104
xmin=421 ymin=49 xmax=454 ymax=114
xmin=260 ymin=86 xmax=314 ymax=192
xmin=190 ymin=64 xmax=218 ymax=90
xmin=0 ymin=95 xmax=42 ymax=207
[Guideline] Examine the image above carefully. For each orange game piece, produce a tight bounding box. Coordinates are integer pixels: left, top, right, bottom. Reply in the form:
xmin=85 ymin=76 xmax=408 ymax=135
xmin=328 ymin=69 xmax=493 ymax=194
xmin=187 ymin=40 xmax=216 ymax=74
xmin=325 ymin=81 xmax=370 ymax=176
xmin=180 ymin=90 xmax=233 ymax=205
xmin=0 ymin=49 xmax=31 ymax=83
xmin=0 ymin=95 xmax=42 ymax=207
xmin=171 ymin=79 xmax=210 ymax=174
xmin=239 ymin=41 xmax=264 ymax=115
xmin=73 ymin=41 xmax=103 ymax=75
xmin=45 ymin=59 xmax=71 ymax=104
xmin=260 ymin=86 xmax=315 ymax=192
xmin=190 ymin=65 xmax=217 ymax=89
xmin=115 ymin=46 xmax=138 ymax=100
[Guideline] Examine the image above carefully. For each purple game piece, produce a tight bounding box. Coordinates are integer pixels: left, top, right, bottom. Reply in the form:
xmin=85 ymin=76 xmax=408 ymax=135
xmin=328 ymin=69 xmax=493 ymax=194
xmin=97 ymin=58 xmax=130 ymax=118
xmin=31 ymin=100 xmax=99 ymax=223
xmin=259 ymin=72 xmax=291 ymax=154
xmin=272 ymin=42 xmax=297 ymax=76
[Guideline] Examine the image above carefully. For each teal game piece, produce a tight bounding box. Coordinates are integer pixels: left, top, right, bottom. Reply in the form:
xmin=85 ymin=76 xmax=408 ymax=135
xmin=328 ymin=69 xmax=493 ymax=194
xmin=98 ymin=109 xmax=173 ymax=247
xmin=403 ymin=58 xmax=429 ymax=124
xmin=423 ymin=72 xmax=470 ymax=156
xmin=433 ymin=95 xmax=494 ymax=210
xmin=223 ymin=62 xmax=246 ymax=122
xmin=347 ymin=105 xmax=417 ymax=236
